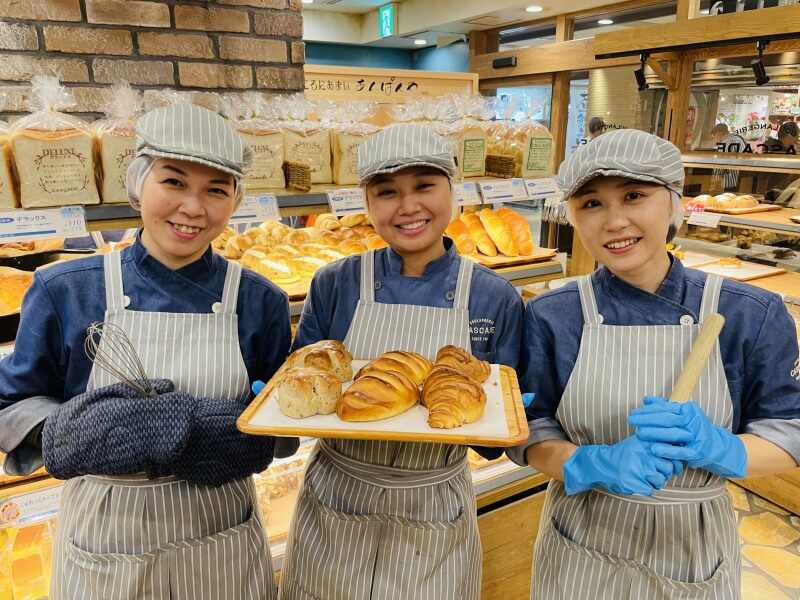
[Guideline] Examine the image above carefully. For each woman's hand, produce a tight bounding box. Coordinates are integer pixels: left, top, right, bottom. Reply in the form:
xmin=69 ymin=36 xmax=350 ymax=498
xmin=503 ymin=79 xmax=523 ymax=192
xmin=629 ymin=397 xmax=747 ymax=478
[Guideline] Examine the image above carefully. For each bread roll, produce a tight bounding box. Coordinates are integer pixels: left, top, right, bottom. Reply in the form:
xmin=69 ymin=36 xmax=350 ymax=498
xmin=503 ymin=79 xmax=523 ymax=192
xmin=255 ymin=257 xmax=301 ymax=285
xmin=289 ymin=255 xmax=326 ymax=277
xmin=0 ymin=268 xmax=33 ymax=316
xmin=286 ymin=339 xmax=354 ymax=382
xmin=283 ymin=127 xmax=332 ymax=184
xmin=272 ymin=244 xmax=301 ymax=256
xmin=340 ymin=213 xmax=368 ymax=228
xmin=286 ymin=229 xmax=311 ymax=245
xmin=99 ymin=127 xmax=136 ymax=204
xmin=422 ymin=366 xmax=486 ymax=429
xmin=460 ymin=213 xmax=497 ymax=257
xmin=434 ymin=345 xmax=490 ymax=384
xmin=212 ymin=226 xmax=236 ymax=251
xmin=318 ymin=248 xmax=347 ymax=262
xmin=364 ymin=236 xmax=389 ymax=250
xmin=734 ymin=194 xmax=758 ymax=208
xmin=240 ymin=247 xmax=269 ymax=270
xmin=352 ymin=225 xmax=376 ymax=238
xmin=223 ymin=235 xmax=253 ymax=260
xmin=337 ymin=369 xmax=419 ymax=422
xmin=316 ymin=213 xmax=341 ymax=231
xmin=259 ymin=220 xmax=290 ymax=243
xmin=355 ymin=351 xmax=433 ymax=387
xmin=496 ymin=207 xmax=534 ymax=255
xmin=276 ymin=367 xmax=341 ymax=419
xmin=244 ymin=227 xmax=269 ymax=246
xmin=445 ymin=219 xmax=477 ymax=255
xmin=479 ymin=209 xmax=517 ymax=257
xmin=338 ymin=239 xmax=367 ymax=255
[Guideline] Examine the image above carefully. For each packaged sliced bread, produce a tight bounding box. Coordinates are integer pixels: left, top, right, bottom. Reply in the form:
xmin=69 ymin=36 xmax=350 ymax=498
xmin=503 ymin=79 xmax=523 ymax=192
xmin=438 ymin=120 xmax=487 ymax=180
xmin=328 ymin=102 xmax=379 ymax=186
xmin=0 ymin=120 xmax=17 ymax=209
xmin=11 ymin=76 xmax=100 ymax=208
xmin=283 ymin=124 xmax=332 ymax=184
xmin=488 ymin=119 xmax=553 ymax=178
xmin=94 ymin=83 xmax=141 ymax=204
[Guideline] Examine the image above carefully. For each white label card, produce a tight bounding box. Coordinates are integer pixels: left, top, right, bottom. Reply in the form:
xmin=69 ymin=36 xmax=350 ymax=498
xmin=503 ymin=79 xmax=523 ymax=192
xmin=231 ymin=194 xmax=280 ymax=223
xmin=478 ymin=179 xmax=529 ymax=204
xmin=454 ymin=182 xmax=482 ymax=206
xmin=327 ymin=188 xmax=367 ymax=216
xmin=0 ymin=206 xmax=87 ymax=243
xmin=524 ymin=177 xmax=561 ymax=200
xmin=0 ymin=484 xmax=63 ymax=526
xmin=687 ymin=211 xmax=722 ymax=228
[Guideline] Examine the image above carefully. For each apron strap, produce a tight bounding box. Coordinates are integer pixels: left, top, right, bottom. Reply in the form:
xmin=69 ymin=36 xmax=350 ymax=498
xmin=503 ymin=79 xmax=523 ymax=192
xmin=360 ymin=250 xmax=376 ymax=303
xmin=219 ymin=260 xmax=242 ymax=314
xmin=103 ymin=251 xmax=126 ymax=311
xmin=699 ymin=274 xmax=723 ymax=322
xmin=453 ymin=257 xmax=473 ymax=310
xmin=577 ymin=275 xmax=602 ymax=326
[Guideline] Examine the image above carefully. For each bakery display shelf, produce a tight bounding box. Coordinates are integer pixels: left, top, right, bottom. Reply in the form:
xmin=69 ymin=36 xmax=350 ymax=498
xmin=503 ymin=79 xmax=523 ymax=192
xmin=676 ymin=237 xmax=800 ymax=273
xmin=682 ymin=152 xmax=800 ymax=175
xmin=683 ymin=204 xmax=800 ymax=237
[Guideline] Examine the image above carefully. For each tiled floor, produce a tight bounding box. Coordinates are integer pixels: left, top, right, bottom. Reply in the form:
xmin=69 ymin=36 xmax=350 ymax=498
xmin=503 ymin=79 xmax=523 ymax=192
xmin=730 ymin=482 xmax=800 ymax=598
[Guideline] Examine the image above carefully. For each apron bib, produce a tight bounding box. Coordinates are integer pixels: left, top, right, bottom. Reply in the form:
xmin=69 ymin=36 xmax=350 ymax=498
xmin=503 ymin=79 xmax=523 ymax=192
xmin=51 ymin=251 xmax=277 ymax=600
xmin=531 ymin=274 xmax=741 ymax=599
xmin=279 ymin=250 xmax=482 ymax=600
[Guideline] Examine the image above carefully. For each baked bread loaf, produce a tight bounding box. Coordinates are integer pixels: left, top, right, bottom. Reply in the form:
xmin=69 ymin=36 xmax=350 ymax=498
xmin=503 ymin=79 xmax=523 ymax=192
xmin=286 ymin=339 xmax=354 ymax=382
xmin=240 ymin=129 xmax=285 ymax=190
xmin=434 ymin=345 xmax=490 ymax=384
xmin=445 ymin=219 xmax=477 ymax=255
xmin=276 ymin=367 xmax=341 ymax=419
xmin=99 ymin=127 xmax=136 ymax=204
xmin=259 ymin=220 xmax=290 ymax=243
xmin=337 ymin=369 xmax=419 ymax=422
xmin=460 ymin=213 xmax=497 ymax=257
xmin=364 ymin=236 xmax=389 ymax=250
xmin=0 ymin=124 xmax=18 ymax=209
xmin=422 ymin=366 xmax=486 ymax=429
xmin=496 ymin=207 xmax=534 ymax=255
xmin=289 ymin=255 xmax=326 ymax=276
xmin=479 ymin=208 xmax=517 ymax=256
xmin=338 ymin=239 xmax=367 ymax=255
xmin=355 ymin=351 xmax=433 ymax=387
xmin=285 ymin=229 xmax=311 ymax=245
xmin=283 ymin=127 xmax=332 ymax=184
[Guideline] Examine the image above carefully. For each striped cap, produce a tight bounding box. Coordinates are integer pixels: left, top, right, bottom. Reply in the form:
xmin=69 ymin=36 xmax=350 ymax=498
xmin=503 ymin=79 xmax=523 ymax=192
xmin=357 ymin=123 xmax=457 ymax=185
xmin=557 ymin=129 xmax=684 ymax=199
xmin=135 ymin=104 xmax=252 ymax=179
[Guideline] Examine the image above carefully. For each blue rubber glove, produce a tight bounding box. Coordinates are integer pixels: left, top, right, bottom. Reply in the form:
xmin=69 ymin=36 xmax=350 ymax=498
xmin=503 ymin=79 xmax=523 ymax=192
xmin=629 ymin=397 xmax=747 ymax=478
xmin=563 ymin=435 xmax=680 ymax=496
xmin=252 ymin=380 xmax=266 ymax=396
xmin=522 ymin=393 xmax=535 ymax=408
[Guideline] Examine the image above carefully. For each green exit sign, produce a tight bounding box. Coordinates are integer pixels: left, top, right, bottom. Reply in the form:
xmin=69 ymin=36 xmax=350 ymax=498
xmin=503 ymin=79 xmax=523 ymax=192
xmin=379 ymin=3 xmax=397 ymax=38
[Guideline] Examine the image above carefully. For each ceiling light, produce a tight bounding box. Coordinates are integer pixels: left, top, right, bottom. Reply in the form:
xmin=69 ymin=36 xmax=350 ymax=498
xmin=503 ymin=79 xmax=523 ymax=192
xmin=526 ymin=5 xmax=544 ymax=12
xmin=414 ymin=39 xmax=427 ymax=45
xmin=598 ymin=18 xmax=614 ymax=25
xmin=302 ymin=0 xmax=313 ymax=3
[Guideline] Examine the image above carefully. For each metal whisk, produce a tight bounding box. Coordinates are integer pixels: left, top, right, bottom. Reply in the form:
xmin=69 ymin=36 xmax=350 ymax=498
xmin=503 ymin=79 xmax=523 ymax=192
xmin=84 ymin=321 xmax=156 ymax=397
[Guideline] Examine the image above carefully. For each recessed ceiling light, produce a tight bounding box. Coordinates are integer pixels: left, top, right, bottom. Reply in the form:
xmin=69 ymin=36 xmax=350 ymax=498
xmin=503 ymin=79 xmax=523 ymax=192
xmin=302 ymin=0 xmax=313 ymax=4
xmin=526 ymin=5 xmax=544 ymax=12
xmin=414 ymin=39 xmax=427 ymax=45
xmin=598 ymin=18 xmax=614 ymax=25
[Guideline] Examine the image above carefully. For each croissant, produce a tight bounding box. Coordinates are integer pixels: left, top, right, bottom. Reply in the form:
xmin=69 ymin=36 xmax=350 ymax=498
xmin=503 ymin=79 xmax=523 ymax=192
xmin=337 ymin=369 xmax=419 ymax=422
xmin=479 ymin=208 xmax=517 ymax=257
xmin=364 ymin=235 xmax=388 ymax=250
xmin=445 ymin=219 xmax=477 ymax=255
xmin=422 ymin=366 xmax=486 ymax=429
xmin=285 ymin=229 xmax=311 ymax=245
xmin=495 ymin=207 xmax=534 ymax=255
xmin=338 ymin=239 xmax=368 ymax=255
xmin=355 ymin=351 xmax=433 ymax=387
xmin=340 ymin=213 xmax=368 ymax=228
xmin=316 ymin=213 xmax=341 ymax=230
xmin=460 ymin=213 xmax=497 ymax=257
xmin=434 ymin=345 xmax=490 ymax=384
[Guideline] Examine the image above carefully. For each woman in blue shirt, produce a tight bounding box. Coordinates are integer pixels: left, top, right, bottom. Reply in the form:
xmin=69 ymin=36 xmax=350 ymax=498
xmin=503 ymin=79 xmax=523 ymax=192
xmin=0 ymin=104 xmax=290 ymax=600
xmin=278 ymin=124 xmax=524 ymax=600
xmin=511 ymin=129 xmax=800 ymax=599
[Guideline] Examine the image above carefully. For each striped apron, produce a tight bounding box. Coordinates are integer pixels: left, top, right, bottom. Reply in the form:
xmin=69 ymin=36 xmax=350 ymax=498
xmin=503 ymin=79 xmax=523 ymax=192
xmin=531 ymin=274 xmax=740 ymax=599
xmin=279 ymin=250 xmax=482 ymax=600
xmin=50 ymin=251 xmax=276 ymax=600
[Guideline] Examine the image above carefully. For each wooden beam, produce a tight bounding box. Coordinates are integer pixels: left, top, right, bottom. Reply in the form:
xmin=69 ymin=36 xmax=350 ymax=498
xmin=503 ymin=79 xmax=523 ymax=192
xmin=645 ymin=58 xmax=676 ymax=89
xmin=664 ymin=55 xmax=694 ymax=151
xmin=594 ymin=4 xmax=800 ymax=57
xmin=688 ymin=37 xmax=800 ymax=61
xmin=555 ymin=15 xmax=574 ymax=42
xmin=550 ymin=71 xmax=571 ymax=176
xmin=469 ymin=30 xmax=498 ymax=57
xmin=676 ymin=0 xmax=700 ymax=20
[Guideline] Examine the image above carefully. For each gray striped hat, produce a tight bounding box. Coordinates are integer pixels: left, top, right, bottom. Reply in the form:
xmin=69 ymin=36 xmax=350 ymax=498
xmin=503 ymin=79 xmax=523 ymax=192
xmin=357 ymin=123 xmax=457 ymax=185
xmin=135 ymin=104 xmax=252 ymax=179
xmin=557 ymin=129 xmax=684 ymax=199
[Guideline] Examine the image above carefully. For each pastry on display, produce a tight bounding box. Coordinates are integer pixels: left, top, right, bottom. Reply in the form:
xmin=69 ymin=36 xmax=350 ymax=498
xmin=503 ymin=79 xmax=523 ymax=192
xmin=696 ymin=193 xmax=760 ymax=210
xmin=479 ymin=208 xmax=517 ymax=257
xmin=283 ymin=339 xmax=354 ymax=382
xmin=434 ymin=345 xmax=491 ymax=384
xmin=332 ymin=125 xmax=379 ymax=185
xmin=718 ymin=257 xmax=742 ymax=268
xmin=422 ymin=365 xmax=487 ymax=429
xmin=355 ymin=351 xmax=433 ymax=387
xmin=461 ymin=212 xmax=498 ymax=257
xmin=337 ymin=368 xmax=420 ymax=422
xmin=0 ymin=268 xmax=33 ymax=315
xmin=0 ymin=120 xmax=18 ymax=209
xmin=445 ymin=219 xmax=477 ymax=255
xmin=276 ymin=367 xmax=342 ymax=419
xmin=95 ymin=84 xmax=140 ymax=205
xmin=496 ymin=207 xmax=534 ymax=255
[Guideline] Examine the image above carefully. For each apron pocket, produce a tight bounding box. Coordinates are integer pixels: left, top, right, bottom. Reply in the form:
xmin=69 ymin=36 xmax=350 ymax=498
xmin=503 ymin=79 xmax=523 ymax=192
xmin=65 ymin=540 xmax=159 ymax=600
xmin=536 ymin=517 xmax=731 ymax=600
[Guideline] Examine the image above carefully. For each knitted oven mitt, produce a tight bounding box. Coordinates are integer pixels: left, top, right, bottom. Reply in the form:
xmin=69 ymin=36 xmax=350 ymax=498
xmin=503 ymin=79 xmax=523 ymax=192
xmin=42 ymin=380 xmax=196 ymax=480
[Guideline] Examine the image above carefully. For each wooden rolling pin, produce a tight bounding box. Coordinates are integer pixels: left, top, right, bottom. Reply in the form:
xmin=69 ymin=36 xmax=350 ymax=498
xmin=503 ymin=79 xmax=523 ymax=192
xmin=669 ymin=313 xmax=726 ymax=403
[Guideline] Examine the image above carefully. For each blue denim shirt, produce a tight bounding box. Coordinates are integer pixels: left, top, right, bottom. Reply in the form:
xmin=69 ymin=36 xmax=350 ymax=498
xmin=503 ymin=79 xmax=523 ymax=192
xmin=0 ymin=235 xmax=291 ymax=467
xmin=510 ymin=257 xmax=800 ymax=466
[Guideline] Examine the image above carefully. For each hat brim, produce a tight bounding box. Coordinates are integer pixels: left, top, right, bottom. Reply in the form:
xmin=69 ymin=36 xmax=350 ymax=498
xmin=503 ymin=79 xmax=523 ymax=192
xmin=359 ymin=160 xmax=455 ymax=186
xmin=138 ymin=148 xmax=243 ymax=179
xmin=564 ymin=168 xmax=681 ymax=199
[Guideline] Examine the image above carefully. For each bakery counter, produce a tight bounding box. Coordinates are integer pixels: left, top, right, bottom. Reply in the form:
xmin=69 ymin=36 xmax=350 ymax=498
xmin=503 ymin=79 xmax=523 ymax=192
xmin=681 ymin=202 xmax=800 ymax=237
xmin=682 ymin=151 xmax=800 ymax=175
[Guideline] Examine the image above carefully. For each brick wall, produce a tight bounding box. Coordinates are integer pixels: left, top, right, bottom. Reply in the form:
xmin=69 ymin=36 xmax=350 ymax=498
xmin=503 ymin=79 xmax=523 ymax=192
xmin=0 ymin=0 xmax=305 ymax=121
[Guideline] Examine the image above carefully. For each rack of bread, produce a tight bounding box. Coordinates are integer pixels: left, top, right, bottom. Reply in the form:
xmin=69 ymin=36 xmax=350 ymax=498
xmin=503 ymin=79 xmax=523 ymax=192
xmin=688 ymin=193 xmax=781 ymax=214
xmin=238 ymin=340 xmax=528 ymax=446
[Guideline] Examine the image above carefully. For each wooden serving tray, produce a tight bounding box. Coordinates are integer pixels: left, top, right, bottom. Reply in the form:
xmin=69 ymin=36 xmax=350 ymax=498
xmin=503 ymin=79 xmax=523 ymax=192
xmin=470 ymin=247 xmax=557 ymax=269
xmin=238 ymin=363 xmax=529 ymax=447
xmin=703 ymin=204 xmax=781 ymax=215
xmin=697 ymin=260 xmax=785 ymax=282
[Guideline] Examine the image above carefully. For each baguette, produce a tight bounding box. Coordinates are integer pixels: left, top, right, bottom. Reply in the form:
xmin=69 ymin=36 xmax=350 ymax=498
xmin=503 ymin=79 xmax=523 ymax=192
xmin=460 ymin=213 xmax=497 ymax=257
xmin=445 ymin=219 xmax=477 ymax=255
xmin=496 ymin=207 xmax=534 ymax=255
xmin=479 ymin=208 xmax=517 ymax=257
xmin=337 ymin=369 xmax=419 ymax=422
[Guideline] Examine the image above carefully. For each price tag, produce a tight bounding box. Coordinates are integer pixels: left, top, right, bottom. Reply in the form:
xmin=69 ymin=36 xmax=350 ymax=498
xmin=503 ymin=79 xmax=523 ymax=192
xmin=0 ymin=206 xmax=87 ymax=243
xmin=327 ymin=188 xmax=367 ymax=216
xmin=524 ymin=177 xmax=560 ymax=200
xmin=454 ymin=182 xmax=481 ymax=206
xmin=231 ymin=194 xmax=280 ymax=223
xmin=687 ymin=211 xmax=722 ymax=228
xmin=478 ymin=179 xmax=529 ymax=204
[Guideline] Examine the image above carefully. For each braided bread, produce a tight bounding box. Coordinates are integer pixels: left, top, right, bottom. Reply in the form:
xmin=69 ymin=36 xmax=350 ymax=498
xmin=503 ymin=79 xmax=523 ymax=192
xmin=422 ymin=366 xmax=486 ymax=429
xmin=355 ymin=351 xmax=433 ymax=387
xmin=337 ymin=369 xmax=419 ymax=422
xmin=434 ymin=345 xmax=490 ymax=384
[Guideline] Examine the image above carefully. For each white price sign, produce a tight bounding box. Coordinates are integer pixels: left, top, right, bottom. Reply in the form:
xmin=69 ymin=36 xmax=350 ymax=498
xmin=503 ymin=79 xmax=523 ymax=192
xmin=687 ymin=211 xmax=722 ymax=228
xmin=327 ymin=188 xmax=367 ymax=216
xmin=0 ymin=206 xmax=87 ymax=243
xmin=231 ymin=194 xmax=280 ymax=223
xmin=478 ymin=179 xmax=528 ymax=203
xmin=454 ymin=182 xmax=481 ymax=206
xmin=524 ymin=177 xmax=560 ymax=200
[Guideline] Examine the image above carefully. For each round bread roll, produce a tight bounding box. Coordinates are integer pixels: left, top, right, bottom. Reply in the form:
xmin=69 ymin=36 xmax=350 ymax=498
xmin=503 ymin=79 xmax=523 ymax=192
xmin=259 ymin=220 xmax=290 ymax=243
xmin=286 ymin=229 xmax=311 ymax=245
xmin=287 ymin=339 xmax=354 ymax=382
xmin=693 ymin=194 xmax=713 ymax=205
xmin=337 ymin=369 xmax=419 ymax=422
xmin=734 ymin=194 xmax=758 ymax=208
xmin=277 ymin=367 xmax=342 ymax=419
xmin=356 ymin=351 xmax=433 ymax=387
xmin=289 ymin=255 xmax=326 ymax=277
xmin=223 ymin=235 xmax=253 ymax=259
xmin=340 ymin=213 xmax=368 ymax=228
xmin=434 ymin=345 xmax=490 ymax=384
xmin=316 ymin=213 xmax=341 ymax=231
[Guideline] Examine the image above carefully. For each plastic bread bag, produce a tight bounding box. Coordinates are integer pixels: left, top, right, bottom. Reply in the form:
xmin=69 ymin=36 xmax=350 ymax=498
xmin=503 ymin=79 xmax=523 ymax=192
xmin=329 ymin=101 xmax=380 ymax=186
xmin=222 ymin=93 xmax=285 ymax=191
xmin=277 ymin=95 xmax=332 ymax=184
xmin=0 ymin=92 xmax=17 ymax=209
xmin=435 ymin=94 xmax=488 ymax=180
xmin=10 ymin=76 xmax=100 ymax=207
xmin=94 ymin=83 xmax=142 ymax=204
xmin=507 ymin=117 xmax=554 ymax=178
